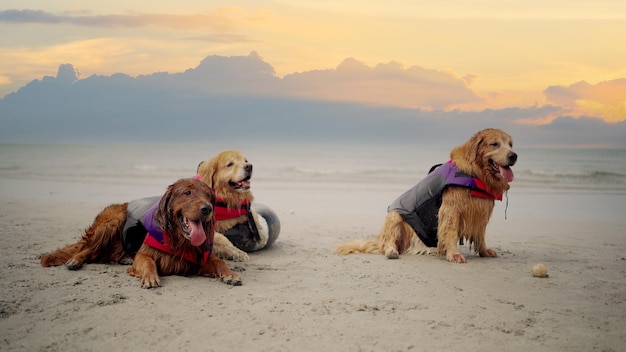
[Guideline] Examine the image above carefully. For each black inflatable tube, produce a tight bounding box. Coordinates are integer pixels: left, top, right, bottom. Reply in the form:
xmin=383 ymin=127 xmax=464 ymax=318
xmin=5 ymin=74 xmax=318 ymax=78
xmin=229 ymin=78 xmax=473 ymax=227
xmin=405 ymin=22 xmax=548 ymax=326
xmin=252 ymin=202 xmax=280 ymax=249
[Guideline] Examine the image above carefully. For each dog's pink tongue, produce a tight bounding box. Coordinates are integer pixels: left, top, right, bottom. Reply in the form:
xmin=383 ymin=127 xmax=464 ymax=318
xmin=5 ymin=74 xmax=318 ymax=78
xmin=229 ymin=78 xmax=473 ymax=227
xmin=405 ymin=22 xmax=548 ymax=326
xmin=188 ymin=220 xmax=207 ymax=246
xmin=499 ymin=165 xmax=515 ymax=182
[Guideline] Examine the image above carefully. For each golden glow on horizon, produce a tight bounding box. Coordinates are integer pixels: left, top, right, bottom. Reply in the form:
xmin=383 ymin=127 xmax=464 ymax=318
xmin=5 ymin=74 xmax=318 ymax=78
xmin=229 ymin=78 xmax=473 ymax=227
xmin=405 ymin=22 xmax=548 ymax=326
xmin=0 ymin=74 xmax=10 ymax=85
xmin=573 ymin=99 xmax=626 ymax=123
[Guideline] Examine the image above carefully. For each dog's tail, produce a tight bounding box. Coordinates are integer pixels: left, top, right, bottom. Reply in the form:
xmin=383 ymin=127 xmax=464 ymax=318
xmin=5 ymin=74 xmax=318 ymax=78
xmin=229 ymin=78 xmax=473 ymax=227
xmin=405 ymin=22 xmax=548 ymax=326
xmin=40 ymin=243 xmax=82 ymax=267
xmin=334 ymin=239 xmax=381 ymax=255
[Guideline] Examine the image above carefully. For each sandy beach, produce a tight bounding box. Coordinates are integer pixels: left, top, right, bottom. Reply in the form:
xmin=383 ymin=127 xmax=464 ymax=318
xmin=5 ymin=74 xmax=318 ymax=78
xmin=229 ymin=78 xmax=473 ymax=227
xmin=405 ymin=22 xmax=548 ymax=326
xmin=1 ymin=174 xmax=625 ymax=352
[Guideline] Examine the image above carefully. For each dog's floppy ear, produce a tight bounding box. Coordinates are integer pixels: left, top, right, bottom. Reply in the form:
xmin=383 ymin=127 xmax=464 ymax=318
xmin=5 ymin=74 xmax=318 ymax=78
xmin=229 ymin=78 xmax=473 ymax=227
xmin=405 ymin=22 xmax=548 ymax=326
xmin=467 ymin=131 xmax=486 ymax=164
xmin=155 ymin=183 xmax=175 ymax=234
xmin=450 ymin=130 xmax=485 ymax=167
xmin=196 ymin=158 xmax=218 ymax=188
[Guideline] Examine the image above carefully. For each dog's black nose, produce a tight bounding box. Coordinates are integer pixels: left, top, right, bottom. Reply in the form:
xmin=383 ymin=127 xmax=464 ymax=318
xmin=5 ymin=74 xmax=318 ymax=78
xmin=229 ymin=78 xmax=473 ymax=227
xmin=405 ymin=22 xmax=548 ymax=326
xmin=245 ymin=164 xmax=253 ymax=173
xmin=200 ymin=204 xmax=212 ymax=215
xmin=508 ymin=152 xmax=518 ymax=166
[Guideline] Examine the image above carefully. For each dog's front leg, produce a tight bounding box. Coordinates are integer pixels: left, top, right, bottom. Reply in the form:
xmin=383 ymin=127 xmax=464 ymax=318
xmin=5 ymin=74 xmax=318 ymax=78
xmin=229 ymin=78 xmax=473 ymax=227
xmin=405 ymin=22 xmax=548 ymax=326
xmin=378 ymin=212 xmax=405 ymax=259
xmin=127 ymin=253 xmax=161 ymax=288
xmin=65 ymin=246 xmax=90 ymax=270
xmin=475 ymin=230 xmax=497 ymax=258
xmin=199 ymin=255 xmax=242 ymax=286
xmin=212 ymin=232 xmax=249 ymax=261
xmin=437 ymin=216 xmax=466 ymax=263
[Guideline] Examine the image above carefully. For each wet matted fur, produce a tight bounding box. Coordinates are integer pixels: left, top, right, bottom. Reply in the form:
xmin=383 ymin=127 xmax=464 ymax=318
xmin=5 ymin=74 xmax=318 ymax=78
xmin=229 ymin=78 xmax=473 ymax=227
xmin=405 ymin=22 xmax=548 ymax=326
xmin=40 ymin=178 xmax=242 ymax=287
xmin=335 ymin=128 xmax=518 ymax=263
xmin=196 ymin=150 xmax=267 ymax=262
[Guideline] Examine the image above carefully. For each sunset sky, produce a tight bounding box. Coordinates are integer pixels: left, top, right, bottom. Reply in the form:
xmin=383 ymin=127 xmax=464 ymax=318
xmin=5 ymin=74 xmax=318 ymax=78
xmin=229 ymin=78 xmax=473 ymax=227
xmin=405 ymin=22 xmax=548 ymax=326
xmin=1 ymin=0 xmax=625 ymax=122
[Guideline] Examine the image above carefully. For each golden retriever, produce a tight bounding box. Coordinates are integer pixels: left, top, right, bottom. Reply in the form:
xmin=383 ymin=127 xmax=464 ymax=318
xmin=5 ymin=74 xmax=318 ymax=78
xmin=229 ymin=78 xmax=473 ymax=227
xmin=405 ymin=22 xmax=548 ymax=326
xmin=196 ymin=150 xmax=269 ymax=262
xmin=335 ymin=128 xmax=517 ymax=263
xmin=40 ymin=178 xmax=242 ymax=287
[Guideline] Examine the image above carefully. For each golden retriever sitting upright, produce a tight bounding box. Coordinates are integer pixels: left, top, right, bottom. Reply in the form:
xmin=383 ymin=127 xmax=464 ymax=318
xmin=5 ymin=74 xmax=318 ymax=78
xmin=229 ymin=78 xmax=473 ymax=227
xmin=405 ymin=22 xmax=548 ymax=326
xmin=196 ymin=150 xmax=270 ymax=262
xmin=335 ymin=128 xmax=517 ymax=263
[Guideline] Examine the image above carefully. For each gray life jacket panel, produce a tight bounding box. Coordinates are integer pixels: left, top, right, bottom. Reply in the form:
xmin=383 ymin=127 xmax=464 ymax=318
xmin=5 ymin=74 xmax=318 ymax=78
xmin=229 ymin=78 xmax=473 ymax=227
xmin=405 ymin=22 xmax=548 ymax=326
xmin=122 ymin=196 xmax=160 ymax=255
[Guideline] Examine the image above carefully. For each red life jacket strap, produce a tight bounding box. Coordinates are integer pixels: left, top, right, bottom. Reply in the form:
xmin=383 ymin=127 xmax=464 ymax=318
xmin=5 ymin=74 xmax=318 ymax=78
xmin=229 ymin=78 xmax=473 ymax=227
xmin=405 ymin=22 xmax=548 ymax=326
xmin=143 ymin=232 xmax=211 ymax=266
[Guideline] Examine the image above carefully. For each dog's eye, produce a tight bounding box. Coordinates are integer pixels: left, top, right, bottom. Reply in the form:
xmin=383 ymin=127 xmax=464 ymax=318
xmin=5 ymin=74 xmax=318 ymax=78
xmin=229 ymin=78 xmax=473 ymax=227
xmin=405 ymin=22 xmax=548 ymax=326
xmin=226 ymin=162 xmax=234 ymax=167
xmin=184 ymin=190 xmax=192 ymax=195
xmin=490 ymin=142 xmax=499 ymax=147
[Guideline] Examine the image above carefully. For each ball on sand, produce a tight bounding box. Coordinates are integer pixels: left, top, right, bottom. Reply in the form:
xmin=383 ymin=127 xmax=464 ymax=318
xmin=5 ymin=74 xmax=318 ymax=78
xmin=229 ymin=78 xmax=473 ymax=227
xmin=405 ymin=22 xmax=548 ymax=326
xmin=531 ymin=263 xmax=548 ymax=278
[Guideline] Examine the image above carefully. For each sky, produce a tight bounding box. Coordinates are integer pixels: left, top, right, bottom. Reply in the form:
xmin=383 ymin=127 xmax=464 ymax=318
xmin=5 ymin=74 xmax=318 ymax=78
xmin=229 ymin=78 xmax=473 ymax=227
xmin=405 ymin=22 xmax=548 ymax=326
xmin=1 ymin=0 xmax=625 ymax=123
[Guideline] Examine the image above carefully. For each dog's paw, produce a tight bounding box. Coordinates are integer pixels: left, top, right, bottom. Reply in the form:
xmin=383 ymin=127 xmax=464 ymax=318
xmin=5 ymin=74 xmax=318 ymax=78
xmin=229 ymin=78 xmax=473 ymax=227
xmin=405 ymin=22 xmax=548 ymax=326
xmin=385 ymin=251 xmax=399 ymax=259
xmin=384 ymin=248 xmax=399 ymax=259
xmin=479 ymin=248 xmax=497 ymax=257
xmin=140 ymin=274 xmax=161 ymax=289
xmin=65 ymin=258 xmax=83 ymax=270
xmin=446 ymin=252 xmax=467 ymax=263
xmin=214 ymin=245 xmax=250 ymax=262
xmin=221 ymin=273 xmax=243 ymax=286
xmin=227 ymin=249 xmax=250 ymax=262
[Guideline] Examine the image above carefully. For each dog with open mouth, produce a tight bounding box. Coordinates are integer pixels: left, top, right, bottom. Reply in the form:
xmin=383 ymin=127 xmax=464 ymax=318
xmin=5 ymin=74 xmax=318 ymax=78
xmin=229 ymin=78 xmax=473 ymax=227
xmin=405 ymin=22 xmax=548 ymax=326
xmin=196 ymin=150 xmax=280 ymax=262
xmin=335 ymin=128 xmax=517 ymax=263
xmin=40 ymin=178 xmax=242 ymax=287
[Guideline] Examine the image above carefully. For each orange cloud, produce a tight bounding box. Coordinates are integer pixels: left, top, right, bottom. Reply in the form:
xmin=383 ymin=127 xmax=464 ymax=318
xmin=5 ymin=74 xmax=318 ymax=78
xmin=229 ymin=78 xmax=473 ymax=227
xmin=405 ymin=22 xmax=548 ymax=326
xmin=544 ymin=79 xmax=626 ymax=122
xmin=282 ymin=58 xmax=480 ymax=109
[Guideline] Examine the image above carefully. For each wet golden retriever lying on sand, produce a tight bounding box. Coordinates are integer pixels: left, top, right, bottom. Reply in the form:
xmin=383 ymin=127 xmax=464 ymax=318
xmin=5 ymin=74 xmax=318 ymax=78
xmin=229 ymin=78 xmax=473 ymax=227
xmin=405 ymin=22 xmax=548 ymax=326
xmin=40 ymin=178 xmax=242 ymax=287
xmin=335 ymin=128 xmax=517 ymax=263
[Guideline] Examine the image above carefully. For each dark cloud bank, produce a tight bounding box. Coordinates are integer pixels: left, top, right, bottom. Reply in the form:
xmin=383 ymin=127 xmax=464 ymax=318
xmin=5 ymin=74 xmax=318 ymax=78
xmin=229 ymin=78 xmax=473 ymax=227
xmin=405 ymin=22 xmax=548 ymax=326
xmin=1 ymin=52 xmax=624 ymax=147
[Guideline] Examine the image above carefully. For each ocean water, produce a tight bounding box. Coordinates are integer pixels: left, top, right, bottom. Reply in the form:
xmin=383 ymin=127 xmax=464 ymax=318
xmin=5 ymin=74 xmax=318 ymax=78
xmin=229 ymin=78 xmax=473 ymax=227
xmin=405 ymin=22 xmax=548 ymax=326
xmin=2 ymin=143 xmax=624 ymax=191
xmin=1 ymin=143 xmax=625 ymax=222
xmin=255 ymin=145 xmax=626 ymax=194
